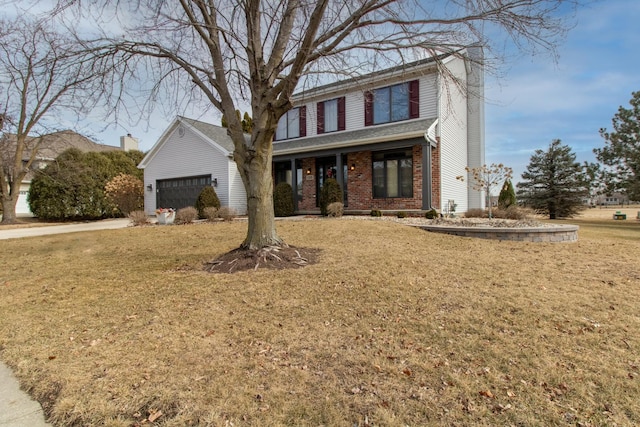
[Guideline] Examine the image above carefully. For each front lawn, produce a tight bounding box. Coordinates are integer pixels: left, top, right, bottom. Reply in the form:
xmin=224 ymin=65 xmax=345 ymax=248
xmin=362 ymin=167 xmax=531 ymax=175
xmin=0 ymin=218 xmax=638 ymax=426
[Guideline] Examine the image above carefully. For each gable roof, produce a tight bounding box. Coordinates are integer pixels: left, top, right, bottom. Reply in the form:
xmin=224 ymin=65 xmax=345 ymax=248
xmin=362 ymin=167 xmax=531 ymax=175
xmin=138 ymin=116 xmax=246 ymax=169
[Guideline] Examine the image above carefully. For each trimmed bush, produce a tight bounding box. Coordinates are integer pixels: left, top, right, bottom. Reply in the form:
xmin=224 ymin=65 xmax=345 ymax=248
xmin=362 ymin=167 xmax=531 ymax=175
xmin=175 ymin=206 xmax=198 ymax=224
xmin=274 ymin=182 xmax=295 ymax=217
xmin=202 ymin=206 xmax=219 ymax=222
xmin=128 ymin=210 xmax=150 ymax=226
xmin=424 ymin=208 xmax=438 ymax=219
xmin=396 ymin=211 xmax=407 ymax=218
xmin=319 ymin=178 xmax=343 ymax=216
xmin=195 ymin=186 xmax=221 ymax=218
xmin=498 ymin=179 xmax=517 ymax=209
xmin=218 ymin=206 xmax=237 ymax=222
xmin=370 ymin=209 xmax=382 ymax=217
xmin=327 ymin=202 xmax=344 ymax=218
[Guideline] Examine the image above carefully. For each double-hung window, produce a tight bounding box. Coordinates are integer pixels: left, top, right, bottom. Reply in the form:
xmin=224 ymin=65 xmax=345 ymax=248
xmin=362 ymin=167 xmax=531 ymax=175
xmin=372 ymin=150 xmax=413 ymax=198
xmin=365 ymin=80 xmax=419 ymax=126
xmin=275 ymin=106 xmax=307 ymax=140
xmin=317 ymin=97 xmax=345 ymax=134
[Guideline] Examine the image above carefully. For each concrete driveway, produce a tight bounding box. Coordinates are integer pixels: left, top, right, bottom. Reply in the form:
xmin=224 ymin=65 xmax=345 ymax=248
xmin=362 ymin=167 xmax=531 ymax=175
xmin=0 ymin=218 xmax=131 ymax=240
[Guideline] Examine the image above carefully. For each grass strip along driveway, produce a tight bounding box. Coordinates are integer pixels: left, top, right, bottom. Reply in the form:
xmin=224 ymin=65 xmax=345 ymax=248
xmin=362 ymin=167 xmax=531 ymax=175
xmin=0 ymin=218 xmax=639 ymax=426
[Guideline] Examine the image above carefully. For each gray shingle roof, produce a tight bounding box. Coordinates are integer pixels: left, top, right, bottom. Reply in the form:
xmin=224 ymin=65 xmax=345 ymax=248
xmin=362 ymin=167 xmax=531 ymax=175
xmin=273 ymin=118 xmax=435 ymax=155
xmin=179 ymin=116 xmax=248 ymax=152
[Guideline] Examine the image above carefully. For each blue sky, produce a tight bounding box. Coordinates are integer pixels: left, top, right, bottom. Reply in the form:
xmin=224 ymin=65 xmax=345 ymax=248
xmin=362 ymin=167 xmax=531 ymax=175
xmin=82 ymin=0 xmax=639 ymax=185
xmin=484 ymin=0 xmax=640 ymax=182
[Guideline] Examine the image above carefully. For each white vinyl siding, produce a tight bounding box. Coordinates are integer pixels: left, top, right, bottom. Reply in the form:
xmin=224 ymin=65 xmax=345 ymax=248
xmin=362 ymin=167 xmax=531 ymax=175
xmin=420 ymin=74 xmax=438 ymax=119
xmin=438 ymin=56 xmax=470 ymax=214
xmin=143 ymin=125 xmax=246 ymax=215
xmin=292 ymin=72 xmax=438 ymax=135
xmin=465 ymin=46 xmax=486 ymax=209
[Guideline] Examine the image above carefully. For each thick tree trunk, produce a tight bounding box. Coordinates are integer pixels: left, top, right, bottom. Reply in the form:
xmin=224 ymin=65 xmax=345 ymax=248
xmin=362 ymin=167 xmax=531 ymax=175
xmin=1 ymin=196 xmax=18 ymax=224
xmin=240 ymin=152 xmax=283 ymax=250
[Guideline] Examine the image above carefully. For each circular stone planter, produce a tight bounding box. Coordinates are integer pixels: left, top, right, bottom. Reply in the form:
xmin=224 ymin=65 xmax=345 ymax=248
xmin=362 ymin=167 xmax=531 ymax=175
xmin=415 ymin=223 xmax=579 ymax=242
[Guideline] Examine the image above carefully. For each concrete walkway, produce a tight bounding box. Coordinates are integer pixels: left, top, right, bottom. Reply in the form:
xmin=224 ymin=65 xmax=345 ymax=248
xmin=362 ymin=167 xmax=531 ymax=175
xmin=0 ymin=218 xmax=131 ymax=426
xmin=0 ymin=364 xmax=51 ymax=427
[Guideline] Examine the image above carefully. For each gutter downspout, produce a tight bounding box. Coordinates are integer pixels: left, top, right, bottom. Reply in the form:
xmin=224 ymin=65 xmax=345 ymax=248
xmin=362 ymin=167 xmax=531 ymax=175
xmin=422 ymin=119 xmax=438 ymax=210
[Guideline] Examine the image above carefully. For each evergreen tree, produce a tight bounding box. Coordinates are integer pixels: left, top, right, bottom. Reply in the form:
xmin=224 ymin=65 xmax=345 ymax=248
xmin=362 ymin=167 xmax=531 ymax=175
xmin=594 ymin=91 xmax=640 ymax=201
xmin=497 ymin=179 xmax=516 ymax=209
xmin=319 ymin=178 xmax=343 ymax=216
xmin=28 ymin=148 xmax=142 ymax=220
xmin=195 ymin=186 xmax=221 ymax=218
xmin=517 ymin=140 xmax=588 ymax=219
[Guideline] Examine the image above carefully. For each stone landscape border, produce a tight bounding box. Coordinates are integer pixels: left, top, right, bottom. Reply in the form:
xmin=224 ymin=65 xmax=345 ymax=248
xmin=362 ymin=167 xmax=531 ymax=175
xmin=415 ymin=223 xmax=579 ymax=242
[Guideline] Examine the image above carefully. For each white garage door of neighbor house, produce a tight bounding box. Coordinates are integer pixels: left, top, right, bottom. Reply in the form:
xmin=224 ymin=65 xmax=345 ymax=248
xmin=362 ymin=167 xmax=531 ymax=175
xmin=16 ymin=190 xmax=33 ymax=216
xmin=156 ymin=175 xmax=212 ymax=211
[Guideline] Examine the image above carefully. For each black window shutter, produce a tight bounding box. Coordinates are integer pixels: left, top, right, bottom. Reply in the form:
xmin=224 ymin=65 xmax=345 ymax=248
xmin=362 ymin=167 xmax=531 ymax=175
xmin=338 ymin=97 xmax=346 ymax=131
xmin=316 ymin=102 xmax=324 ymax=134
xmin=409 ymin=80 xmax=420 ymax=119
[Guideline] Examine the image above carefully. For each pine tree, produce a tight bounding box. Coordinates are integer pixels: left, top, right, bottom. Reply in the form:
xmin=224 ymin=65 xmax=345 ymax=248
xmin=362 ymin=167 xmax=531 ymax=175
xmin=517 ymin=140 xmax=588 ymax=219
xmin=594 ymin=90 xmax=640 ymax=201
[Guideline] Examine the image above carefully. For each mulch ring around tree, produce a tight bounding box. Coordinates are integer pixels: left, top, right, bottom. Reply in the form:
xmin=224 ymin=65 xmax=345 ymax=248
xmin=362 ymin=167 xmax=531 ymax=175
xmin=203 ymin=245 xmax=321 ymax=274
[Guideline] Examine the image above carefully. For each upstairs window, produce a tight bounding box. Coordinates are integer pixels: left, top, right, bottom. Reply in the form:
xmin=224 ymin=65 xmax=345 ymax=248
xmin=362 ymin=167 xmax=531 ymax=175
xmin=275 ymin=106 xmax=306 ymax=140
xmin=365 ymin=80 xmax=419 ymax=126
xmin=317 ymin=97 xmax=345 ymax=134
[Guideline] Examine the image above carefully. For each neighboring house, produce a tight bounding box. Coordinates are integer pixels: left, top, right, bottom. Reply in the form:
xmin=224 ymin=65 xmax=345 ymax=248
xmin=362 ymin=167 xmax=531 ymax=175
xmin=143 ymin=48 xmax=484 ymax=216
xmin=138 ymin=116 xmax=248 ymax=215
xmin=594 ymin=193 xmax=630 ymax=206
xmin=7 ymin=130 xmax=134 ymax=216
xmin=272 ymin=47 xmax=485 ymax=213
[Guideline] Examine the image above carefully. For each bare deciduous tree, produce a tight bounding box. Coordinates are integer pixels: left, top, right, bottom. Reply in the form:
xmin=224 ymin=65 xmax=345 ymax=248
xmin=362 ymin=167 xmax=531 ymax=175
xmin=0 ymin=14 xmax=126 ymax=224
xmin=55 ymin=0 xmax=577 ymax=249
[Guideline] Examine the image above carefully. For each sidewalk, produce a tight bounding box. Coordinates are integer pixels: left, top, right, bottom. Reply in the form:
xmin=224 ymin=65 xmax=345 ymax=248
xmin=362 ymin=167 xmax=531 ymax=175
xmin=1 ymin=218 xmax=131 ymax=426
xmin=0 ymin=364 xmax=51 ymax=427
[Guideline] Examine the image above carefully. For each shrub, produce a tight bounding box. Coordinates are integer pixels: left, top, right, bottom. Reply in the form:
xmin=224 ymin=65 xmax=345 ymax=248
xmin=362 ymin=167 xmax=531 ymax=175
xmin=128 ymin=210 xmax=150 ymax=226
xmin=396 ymin=211 xmax=407 ymax=218
xmin=326 ymin=202 xmax=344 ymax=218
xmin=218 ymin=206 xmax=237 ymax=221
xmin=28 ymin=147 xmax=143 ymax=221
xmin=202 ymin=206 xmax=219 ymax=222
xmin=464 ymin=208 xmax=488 ymax=218
xmin=492 ymin=205 xmax=534 ymax=220
xmin=424 ymin=208 xmax=438 ymax=219
xmin=273 ymin=182 xmax=295 ymax=217
xmin=175 ymin=206 xmax=198 ymax=224
xmin=370 ymin=209 xmax=382 ymax=217
xmin=319 ymin=178 xmax=343 ymax=216
xmin=498 ymin=179 xmax=517 ymax=209
xmin=195 ymin=186 xmax=221 ymax=218
xmin=105 ymin=173 xmax=144 ymax=215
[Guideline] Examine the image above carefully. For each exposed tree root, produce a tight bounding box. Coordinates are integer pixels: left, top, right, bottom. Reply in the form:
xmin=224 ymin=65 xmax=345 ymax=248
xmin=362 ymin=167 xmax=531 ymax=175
xmin=203 ymin=246 xmax=320 ymax=273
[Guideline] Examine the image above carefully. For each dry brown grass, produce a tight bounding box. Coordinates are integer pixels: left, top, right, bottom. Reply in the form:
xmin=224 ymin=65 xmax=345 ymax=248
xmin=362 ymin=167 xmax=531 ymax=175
xmin=0 ymin=216 xmax=639 ymax=426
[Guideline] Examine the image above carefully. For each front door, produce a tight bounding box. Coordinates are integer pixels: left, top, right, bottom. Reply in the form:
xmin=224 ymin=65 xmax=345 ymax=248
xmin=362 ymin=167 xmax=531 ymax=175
xmin=315 ymin=157 xmax=337 ymax=207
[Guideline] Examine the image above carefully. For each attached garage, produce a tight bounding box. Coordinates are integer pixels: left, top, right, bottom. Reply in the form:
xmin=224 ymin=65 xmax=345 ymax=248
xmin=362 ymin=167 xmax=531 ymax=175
xmin=139 ymin=116 xmax=247 ymax=215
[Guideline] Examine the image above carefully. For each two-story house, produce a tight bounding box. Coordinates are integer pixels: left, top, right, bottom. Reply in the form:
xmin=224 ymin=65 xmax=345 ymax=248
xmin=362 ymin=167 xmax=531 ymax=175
xmin=272 ymin=47 xmax=485 ymax=214
xmin=140 ymin=48 xmax=485 ymax=215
